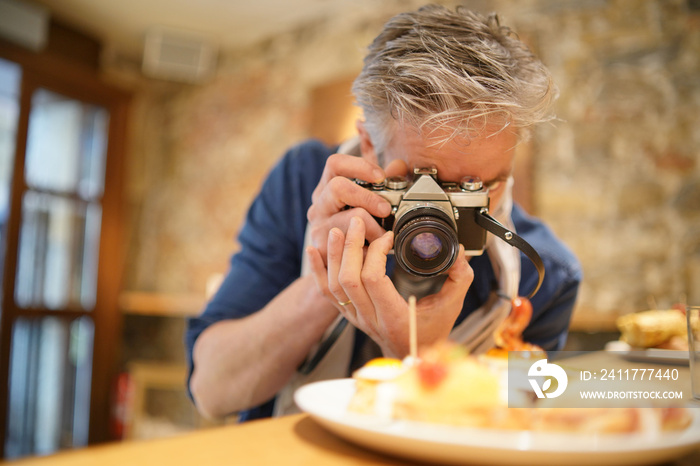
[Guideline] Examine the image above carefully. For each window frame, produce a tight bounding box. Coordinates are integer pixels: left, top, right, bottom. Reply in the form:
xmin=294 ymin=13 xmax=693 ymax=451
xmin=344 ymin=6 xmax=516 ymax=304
xmin=0 ymin=36 xmax=130 ymax=457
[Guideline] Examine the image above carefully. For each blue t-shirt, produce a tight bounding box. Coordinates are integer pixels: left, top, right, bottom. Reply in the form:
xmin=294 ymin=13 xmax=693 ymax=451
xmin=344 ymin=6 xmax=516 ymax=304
xmin=185 ymin=139 xmax=582 ymax=420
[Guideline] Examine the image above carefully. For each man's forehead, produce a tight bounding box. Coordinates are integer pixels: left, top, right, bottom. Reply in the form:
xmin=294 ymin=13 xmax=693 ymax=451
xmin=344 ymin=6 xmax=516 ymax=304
xmin=389 ymin=122 xmax=517 ymax=150
xmin=385 ymin=124 xmax=517 ymax=178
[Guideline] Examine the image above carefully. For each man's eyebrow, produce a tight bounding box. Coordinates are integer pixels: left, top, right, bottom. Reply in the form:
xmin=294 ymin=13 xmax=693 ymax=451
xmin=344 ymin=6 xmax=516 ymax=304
xmin=483 ymin=171 xmax=511 ymax=185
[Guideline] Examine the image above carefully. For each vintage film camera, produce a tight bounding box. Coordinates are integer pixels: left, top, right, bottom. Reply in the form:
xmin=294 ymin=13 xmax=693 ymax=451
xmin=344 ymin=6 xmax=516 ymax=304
xmin=355 ymin=167 xmax=490 ymax=277
xmin=299 ymin=166 xmax=547 ymax=375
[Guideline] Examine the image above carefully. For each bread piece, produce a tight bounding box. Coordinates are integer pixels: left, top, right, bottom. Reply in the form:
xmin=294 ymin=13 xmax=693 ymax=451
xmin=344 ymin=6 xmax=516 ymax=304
xmin=616 ymin=310 xmax=687 ymax=348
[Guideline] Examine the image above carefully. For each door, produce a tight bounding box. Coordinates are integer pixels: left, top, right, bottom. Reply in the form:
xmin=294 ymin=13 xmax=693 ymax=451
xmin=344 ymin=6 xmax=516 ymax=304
xmin=0 ymin=49 xmax=128 ymax=459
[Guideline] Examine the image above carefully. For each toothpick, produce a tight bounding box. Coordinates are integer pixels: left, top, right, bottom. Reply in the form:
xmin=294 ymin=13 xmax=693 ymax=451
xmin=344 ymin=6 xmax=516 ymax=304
xmin=647 ymin=295 xmax=658 ymax=310
xmin=409 ymin=295 xmax=417 ymax=360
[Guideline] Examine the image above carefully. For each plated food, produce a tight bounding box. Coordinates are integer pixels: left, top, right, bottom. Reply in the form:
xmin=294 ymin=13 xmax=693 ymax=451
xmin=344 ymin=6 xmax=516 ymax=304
xmin=348 ymin=341 xmax=692 ymax=433
xmin=347 ymin=297 xmax=691 ymax=434
xmin=295 ymin=378 xmax=700 ymax=466
xmin=616 ymin=307 xmax=697 ymax=350
xmin=295 ymin=297 xmax=698 ymax=465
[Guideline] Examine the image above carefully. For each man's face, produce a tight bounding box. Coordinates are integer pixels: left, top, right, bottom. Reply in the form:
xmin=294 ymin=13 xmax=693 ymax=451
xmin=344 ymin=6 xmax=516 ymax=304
xmin=380 ymin=124 xmax=518 ymax=212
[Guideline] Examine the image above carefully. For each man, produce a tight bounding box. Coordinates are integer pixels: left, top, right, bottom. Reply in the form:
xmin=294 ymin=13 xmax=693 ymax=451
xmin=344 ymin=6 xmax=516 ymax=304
xmin=186 ymin=5 xmax=582 ymax=421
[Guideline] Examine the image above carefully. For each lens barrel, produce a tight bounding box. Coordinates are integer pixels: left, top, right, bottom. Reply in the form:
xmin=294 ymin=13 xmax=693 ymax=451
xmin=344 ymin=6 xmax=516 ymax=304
xmin=393 ymin=207 xmax=459 ymax=277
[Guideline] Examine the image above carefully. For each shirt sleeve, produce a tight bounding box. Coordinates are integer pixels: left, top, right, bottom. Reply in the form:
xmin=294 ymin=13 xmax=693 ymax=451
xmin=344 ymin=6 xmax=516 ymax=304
xmin=184 ymin=140 xmax=331 ymax=400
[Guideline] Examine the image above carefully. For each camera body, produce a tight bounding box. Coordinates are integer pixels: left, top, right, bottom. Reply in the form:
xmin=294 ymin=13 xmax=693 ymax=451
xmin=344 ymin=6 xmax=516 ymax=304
xmin=355 ymin=167 xmax=489 ymax=277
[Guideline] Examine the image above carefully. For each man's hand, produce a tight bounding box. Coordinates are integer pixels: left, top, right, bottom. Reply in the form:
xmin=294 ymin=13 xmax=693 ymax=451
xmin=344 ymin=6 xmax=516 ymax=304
xmin=306 ymin=154 xmax=392 ymax=263
xmin=305 ymin=216 xmax=474 ymax=358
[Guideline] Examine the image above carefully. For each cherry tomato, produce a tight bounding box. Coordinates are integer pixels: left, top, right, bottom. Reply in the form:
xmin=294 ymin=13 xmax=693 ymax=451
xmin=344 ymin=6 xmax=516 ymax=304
xmin=417 ymin=360 xmax=448 ymax=390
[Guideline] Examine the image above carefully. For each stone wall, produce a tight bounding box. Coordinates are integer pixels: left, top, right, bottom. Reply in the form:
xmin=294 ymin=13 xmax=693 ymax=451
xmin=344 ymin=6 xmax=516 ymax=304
xmin=118 ymin=0 xmax=700 ymax=329
xmin=516 ymin=0 xmax=700 ymax=320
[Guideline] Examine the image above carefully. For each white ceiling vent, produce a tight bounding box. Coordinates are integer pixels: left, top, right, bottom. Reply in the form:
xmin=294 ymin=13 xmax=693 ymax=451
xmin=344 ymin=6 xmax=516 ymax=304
xmin=0 ymin=0 xmax=49 ymax=51
xmin=142 ymin=26 xmax=217 ymax=84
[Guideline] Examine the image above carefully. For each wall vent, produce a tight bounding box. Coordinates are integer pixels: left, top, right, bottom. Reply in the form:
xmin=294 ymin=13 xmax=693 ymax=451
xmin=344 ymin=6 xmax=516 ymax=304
xmin=0 ymin=0 xmax=49 ymax=51
xmin=142 ymin=26 xmax=217 ymax=83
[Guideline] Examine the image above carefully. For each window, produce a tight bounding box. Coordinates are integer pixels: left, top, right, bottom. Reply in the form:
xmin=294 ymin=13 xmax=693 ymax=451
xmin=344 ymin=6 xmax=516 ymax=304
xmin=0 ymin=41 xmax=128 ymax=459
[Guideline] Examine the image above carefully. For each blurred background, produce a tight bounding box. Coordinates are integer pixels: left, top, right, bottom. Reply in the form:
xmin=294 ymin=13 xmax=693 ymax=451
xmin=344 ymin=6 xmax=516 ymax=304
xmin=0 ymin=0 xmax=698 ymax=460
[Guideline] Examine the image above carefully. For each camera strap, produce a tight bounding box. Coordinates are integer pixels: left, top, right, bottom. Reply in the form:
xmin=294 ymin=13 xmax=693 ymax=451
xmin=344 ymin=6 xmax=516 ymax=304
xmin=474 ymin=209 xmax=545 ymax=299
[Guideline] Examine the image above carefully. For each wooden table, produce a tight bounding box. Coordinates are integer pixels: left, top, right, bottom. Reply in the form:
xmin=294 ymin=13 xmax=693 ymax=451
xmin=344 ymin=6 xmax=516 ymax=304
xmin=6 ymin=411 xmax=700 ymax=466
xmin=7 ymin=352 xmax=700 ymax=466
xmin=7 ymin=414 xmax=412 ymax=466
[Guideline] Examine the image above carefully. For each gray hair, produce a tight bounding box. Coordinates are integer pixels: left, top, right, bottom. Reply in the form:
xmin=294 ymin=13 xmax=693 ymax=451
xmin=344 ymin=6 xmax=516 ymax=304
xmin=352 ymin=4 xmax=558 ymax=153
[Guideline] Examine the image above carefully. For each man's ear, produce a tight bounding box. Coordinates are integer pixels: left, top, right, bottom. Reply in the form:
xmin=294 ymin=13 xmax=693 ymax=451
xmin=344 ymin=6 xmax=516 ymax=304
xmin=356 ymin=120 xmax=378 ymax=164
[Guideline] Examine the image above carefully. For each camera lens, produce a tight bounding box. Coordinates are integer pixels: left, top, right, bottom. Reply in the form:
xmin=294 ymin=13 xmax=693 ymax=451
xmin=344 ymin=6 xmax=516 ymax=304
xmin=394 ymin=207 xmax=459 ymax=277
xmin=410 ymin=232 xmax=443 ymax=260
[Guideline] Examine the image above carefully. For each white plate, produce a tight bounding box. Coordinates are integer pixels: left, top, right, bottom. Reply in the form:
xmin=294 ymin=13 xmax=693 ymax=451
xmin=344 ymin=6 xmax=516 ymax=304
xmin=294 ymin=378 xmax=700 ymax=466
xmin=620 ymin=349 xmax=689 ymax=365
xmin=606 ymin=341 xmax=689 ymax=366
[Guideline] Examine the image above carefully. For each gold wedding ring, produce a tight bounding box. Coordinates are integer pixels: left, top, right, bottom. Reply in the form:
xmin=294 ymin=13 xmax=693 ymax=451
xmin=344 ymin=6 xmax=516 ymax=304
xmin=338 ymin=299 xmax=352 ymax=306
